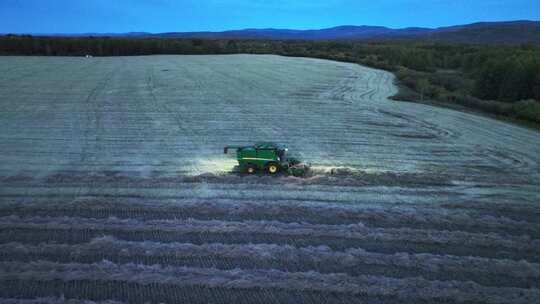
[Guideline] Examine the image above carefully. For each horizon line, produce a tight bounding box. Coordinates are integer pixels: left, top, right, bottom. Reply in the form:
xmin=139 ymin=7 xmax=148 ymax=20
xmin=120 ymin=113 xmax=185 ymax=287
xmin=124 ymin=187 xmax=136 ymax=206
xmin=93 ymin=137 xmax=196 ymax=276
xmin=1 ymin=19 xmax=538 ymax=36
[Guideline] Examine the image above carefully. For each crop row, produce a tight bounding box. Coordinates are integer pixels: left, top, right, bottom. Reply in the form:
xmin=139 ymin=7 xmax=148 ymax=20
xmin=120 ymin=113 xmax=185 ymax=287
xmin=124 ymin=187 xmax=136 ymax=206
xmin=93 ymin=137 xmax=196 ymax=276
xmin=0 ymin=279 xmax=366 ymax=304
xmin=1 ymin=260 xmax=539 ymax=304
xmin=1 ymin=216 xmax=538 ymax=261
xmin=0 ymin=237 xmax=538 ymax=288
xmin=0 ymin=197 xmax=538 ymax=237
xmin=0 ymin=297 xmax=124 ymax=304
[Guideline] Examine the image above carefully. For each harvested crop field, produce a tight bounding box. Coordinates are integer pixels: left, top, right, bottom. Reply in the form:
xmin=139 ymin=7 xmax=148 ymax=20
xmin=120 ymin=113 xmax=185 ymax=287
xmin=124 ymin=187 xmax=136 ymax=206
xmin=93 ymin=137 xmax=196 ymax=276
xmin=0 ymin=54 xmax=539 ymax=303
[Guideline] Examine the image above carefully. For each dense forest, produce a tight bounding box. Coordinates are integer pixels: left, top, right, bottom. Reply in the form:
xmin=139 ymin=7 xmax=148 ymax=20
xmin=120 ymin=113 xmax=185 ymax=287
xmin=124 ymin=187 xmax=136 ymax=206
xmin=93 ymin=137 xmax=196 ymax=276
xmin=1 ymin=35 xmax=539 ymax=125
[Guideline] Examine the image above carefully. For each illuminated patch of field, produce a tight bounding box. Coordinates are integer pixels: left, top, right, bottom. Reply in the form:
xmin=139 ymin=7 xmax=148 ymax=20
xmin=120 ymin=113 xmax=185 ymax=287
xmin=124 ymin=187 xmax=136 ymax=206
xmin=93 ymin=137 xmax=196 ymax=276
xmin=193 ymin=157 xmax=239 ymax=175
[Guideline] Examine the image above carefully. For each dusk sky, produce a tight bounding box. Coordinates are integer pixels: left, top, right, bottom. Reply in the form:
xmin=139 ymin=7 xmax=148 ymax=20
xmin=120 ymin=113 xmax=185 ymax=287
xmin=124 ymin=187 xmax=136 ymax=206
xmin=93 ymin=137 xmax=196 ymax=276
xmin=1 ymin=0 xmax=539 ymax=34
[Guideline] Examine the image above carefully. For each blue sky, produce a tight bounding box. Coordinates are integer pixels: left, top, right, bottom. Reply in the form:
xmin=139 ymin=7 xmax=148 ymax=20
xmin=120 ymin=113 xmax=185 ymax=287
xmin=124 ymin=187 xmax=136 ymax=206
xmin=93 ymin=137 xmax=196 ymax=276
xmin=1 ymin=0 xmax=539 ymax=34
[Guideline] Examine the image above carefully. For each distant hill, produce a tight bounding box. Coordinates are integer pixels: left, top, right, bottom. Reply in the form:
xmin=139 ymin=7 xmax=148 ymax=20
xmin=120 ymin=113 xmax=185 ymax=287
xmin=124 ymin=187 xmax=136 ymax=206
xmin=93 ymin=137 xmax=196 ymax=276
xmin=142 ymin=21 xmax=540 ymax=43
xmin=412 ymin=21 xmax=540 ymax=44
xmin=152 ymin=25 xmax=429 ymax=40
xmin=6 ymin=20 xmax=540 ymax=44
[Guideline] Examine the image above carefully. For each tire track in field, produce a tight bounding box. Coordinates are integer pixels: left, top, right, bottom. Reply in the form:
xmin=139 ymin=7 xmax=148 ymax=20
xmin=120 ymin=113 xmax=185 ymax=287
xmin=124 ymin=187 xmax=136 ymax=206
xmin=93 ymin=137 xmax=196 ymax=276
xmin=80 ymin=63 xmax=118 ymax=165
xmin=145 ymin=65 xmax=189 ymax=133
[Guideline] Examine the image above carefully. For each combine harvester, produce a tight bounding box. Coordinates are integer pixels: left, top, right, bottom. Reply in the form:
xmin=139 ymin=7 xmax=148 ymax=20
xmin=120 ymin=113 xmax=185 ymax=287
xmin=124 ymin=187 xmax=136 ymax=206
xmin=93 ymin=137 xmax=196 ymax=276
xmin=224 ymin=142 xmax=310 ymax=176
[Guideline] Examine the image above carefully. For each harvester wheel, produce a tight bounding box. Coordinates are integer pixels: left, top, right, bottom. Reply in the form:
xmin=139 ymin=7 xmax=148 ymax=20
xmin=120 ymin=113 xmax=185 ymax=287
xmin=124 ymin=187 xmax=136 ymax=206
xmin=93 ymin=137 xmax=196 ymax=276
xmin=267 ymin=162 xmax=279 ymax=174
xmin=245 ymin=164 xmax=257 ymax=174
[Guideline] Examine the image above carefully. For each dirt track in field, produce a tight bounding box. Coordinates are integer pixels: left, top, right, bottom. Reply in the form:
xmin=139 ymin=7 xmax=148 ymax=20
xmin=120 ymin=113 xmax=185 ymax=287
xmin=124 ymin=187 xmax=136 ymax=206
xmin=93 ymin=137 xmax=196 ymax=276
xmin=0 ymin=55 xmax=539 ymax=303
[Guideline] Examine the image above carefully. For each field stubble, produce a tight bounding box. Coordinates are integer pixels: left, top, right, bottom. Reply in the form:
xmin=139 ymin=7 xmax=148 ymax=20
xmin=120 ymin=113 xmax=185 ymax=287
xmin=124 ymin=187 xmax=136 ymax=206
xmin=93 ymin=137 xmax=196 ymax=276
xmin=0 ymin=55 xmax=539 ymax=303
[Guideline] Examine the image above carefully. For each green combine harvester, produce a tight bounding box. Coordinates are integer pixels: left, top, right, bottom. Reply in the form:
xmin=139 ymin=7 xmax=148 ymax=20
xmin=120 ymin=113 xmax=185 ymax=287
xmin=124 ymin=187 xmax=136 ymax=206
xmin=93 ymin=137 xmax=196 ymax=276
xmin=224 ymin=142 xmax=310 ymax=176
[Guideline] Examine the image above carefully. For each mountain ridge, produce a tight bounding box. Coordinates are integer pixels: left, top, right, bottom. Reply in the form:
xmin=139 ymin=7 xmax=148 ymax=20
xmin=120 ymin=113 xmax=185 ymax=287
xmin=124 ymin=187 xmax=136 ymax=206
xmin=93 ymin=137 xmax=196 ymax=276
xmin=4 ymin=20 xmax=540 ymax=43
xmin=146 ymin=20 xmax=540 ymax=43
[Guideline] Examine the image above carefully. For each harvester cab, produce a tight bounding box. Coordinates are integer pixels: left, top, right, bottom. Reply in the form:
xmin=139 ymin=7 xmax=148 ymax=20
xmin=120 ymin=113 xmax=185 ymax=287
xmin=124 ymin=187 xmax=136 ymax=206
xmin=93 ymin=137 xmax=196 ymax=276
xmin=223 ymin=142 xmax=309 ymax=176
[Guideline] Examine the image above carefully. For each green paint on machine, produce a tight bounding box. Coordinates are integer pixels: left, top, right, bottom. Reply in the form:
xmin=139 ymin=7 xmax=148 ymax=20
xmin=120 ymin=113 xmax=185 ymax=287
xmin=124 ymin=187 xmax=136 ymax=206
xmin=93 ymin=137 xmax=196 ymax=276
xmin=223 ymin=142 xmax=308 ymax=175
